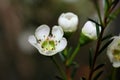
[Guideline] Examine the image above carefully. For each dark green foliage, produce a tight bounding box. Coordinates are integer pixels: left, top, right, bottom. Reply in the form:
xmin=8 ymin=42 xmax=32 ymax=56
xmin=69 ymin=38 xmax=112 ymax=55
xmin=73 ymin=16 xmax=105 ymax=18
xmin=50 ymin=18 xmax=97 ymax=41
xmin=93 ymin=71 xmax=103 ymax=80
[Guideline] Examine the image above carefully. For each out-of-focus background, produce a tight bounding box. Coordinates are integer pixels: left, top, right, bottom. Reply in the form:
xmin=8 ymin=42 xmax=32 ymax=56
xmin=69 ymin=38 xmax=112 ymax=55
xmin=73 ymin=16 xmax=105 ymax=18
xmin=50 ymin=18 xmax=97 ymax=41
xmin=0 ymin=0 xmax=120 ymax=80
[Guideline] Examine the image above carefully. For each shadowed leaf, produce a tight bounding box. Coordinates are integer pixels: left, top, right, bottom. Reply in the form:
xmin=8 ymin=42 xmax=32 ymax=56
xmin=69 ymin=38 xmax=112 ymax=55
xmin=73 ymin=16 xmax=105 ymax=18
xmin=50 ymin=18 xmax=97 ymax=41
xmin=89 ymin=48 xmax=93 ymax=69
xmin=80 ymin=77 xmax=86 ymax=80
xmin=94 ymin=64 xmax=105 ymax=71
xmin=98 ymin=39 xmax=113 ymax=55
xmin=102 ymin=34 xmax=112 ymax=41
xmin=93 ymin=71 xmax=103 ymax=80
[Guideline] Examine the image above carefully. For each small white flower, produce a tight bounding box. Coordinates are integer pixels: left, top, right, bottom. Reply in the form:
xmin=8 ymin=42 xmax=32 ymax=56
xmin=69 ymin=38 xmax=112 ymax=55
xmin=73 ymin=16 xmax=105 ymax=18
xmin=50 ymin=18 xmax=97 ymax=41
xmin=82 ymin=21 xmax=101 ymax=40
xmin=58 ymin=12 xmax=78 ymax=32
xmin=28 ymin=25 xmax=67 ymax=56
xmin=107 ymin=35 xmax=120 ymax=68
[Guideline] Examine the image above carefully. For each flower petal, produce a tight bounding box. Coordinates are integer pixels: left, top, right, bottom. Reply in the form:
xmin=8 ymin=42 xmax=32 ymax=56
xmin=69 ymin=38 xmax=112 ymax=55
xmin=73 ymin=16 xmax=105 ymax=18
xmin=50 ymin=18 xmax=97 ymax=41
xmin=52 ymin=26 xmax=63 ymax=41
xmin=39 ymin=50 xmax=57 ymax=56
xmin=55 ymin=38 xmax=67 ymax=52
xmin=82 ymin=21 xmax=97 ymax=39
xmin=58 ymin=12 xmax=78 ymax=32
xmin=28 ymin=35 xmax=39 ymax=49
xmin=113 ymin=62 xmax=120 ymax=68
xmin=35 ymin=25 xmax=50 ymax=40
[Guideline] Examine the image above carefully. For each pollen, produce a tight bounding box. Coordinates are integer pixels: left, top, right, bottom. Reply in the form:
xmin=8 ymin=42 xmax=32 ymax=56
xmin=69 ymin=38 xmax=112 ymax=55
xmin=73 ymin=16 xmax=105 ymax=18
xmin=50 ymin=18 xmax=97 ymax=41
xmin=113 ymin=49 xmax=120 ymax=61
xmin=41 ymin=39 xmax=55 ymax=51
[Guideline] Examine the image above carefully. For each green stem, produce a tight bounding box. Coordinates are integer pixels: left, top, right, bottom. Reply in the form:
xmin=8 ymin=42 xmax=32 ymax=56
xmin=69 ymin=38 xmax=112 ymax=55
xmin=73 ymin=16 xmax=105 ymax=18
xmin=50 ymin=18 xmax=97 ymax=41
xmin=51 ymin=56 xmax=67 ymax=80
xmin=112 ymin=68 xmax=117 ymax=80
xmin=66 ymin=43 xmax=80 ymax=66
xmin=88 ymin=29 xmax=104 ymax=80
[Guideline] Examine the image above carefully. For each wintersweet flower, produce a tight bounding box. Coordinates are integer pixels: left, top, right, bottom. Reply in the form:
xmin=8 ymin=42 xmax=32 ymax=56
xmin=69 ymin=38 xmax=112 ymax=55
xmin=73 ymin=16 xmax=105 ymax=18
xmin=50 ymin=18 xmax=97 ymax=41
xmin=107 ymin=35 xmax=120 ymax=68
xmin=58 ymin=12 xmax=78 ymax=32
xmin=81 ymin=21 xmax=101 ymax=40
xmin=28 ymin=25 xmax=67 ymax=56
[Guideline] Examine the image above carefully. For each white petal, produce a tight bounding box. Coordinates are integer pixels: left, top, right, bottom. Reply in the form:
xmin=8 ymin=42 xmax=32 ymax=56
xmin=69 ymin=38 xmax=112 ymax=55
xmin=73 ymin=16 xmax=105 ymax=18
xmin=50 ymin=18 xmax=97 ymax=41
xmin=58 ymin=12 xmax=78 ymax=32
xmin=35 ymin=25 xmax=50 ymax=40
xmin=55 ymin=38 xmax=67 ymax=52
xmin=113 ymin=62 xmax=120 ymax=68
xmin=52 ymin=26 xmax=63 ymax=41
xmin=82 ymin=21 xmax=101 ymax=40
xmin=28 ymin=35 xmax=39 ymax=49
xmin=39 ymin=50 xmax=57 ymax=56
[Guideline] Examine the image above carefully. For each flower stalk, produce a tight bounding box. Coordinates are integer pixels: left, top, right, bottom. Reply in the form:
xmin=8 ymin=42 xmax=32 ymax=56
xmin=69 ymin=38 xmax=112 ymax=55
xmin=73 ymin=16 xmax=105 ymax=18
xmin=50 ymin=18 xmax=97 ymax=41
xmin=51 ymin=56 xmax=67 ymax=80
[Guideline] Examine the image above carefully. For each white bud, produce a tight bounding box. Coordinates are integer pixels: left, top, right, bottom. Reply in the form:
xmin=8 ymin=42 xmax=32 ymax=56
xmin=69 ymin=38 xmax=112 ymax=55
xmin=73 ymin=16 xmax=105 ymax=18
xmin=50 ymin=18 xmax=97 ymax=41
xmin=58 ymin=12 xmax=79 ymax=32
xmin=82 ymin=21 xmax=101 ymax=40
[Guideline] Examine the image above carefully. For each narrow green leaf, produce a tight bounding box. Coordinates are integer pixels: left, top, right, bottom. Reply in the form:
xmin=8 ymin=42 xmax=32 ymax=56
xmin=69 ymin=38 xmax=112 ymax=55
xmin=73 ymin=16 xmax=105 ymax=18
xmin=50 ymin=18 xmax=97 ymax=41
xmin=55 ymin=76 xmax=63 ymax=80
xmin=79 ymin=33 xmax=92 ymax=46
xmin=95 ymin=22 xmax=100 ymax=38
xmin=80 ymin=77 xmax=86 ymax=80
xmin=107 ymin=7 xmax=120 ymax=23
xmin=111 ymin=0 xmax=119 ymax=8
xmin=71 ymin=62 xmax=79 ymax=78
xmin=67 ymin=47 xmax=73 ymax=58
xmin=94 ymin=64 xmax=105 ymax=71
xmin=88 ymin=18 xmax=101 ymax=26
xmin=98 ymin=39 xmax=113 ymax=55
xmin=63 ymin=47 xmax=72 ymax=59
xmin=93 ymin=71 xmax=103 ymax=80
xmin=104 ymin=0 xmax=110 ymax=15
xmin=59 ymin=52 xmax=66 ymax=62
xmin=89 ymin=48 xmax=93 ymax=69
xmin=102 ymin=34 xmax=112 ymax=41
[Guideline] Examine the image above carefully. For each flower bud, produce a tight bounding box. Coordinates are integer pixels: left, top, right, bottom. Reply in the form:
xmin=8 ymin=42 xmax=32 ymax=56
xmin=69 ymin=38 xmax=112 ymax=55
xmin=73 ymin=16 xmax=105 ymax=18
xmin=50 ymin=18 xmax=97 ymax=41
xmin=58 ymin=12 xmax=78 ymax=32
xmin=79 ymin=21 xmax=101 ymax=46
xmin=81 ymin=21 xmax=101 ymax=40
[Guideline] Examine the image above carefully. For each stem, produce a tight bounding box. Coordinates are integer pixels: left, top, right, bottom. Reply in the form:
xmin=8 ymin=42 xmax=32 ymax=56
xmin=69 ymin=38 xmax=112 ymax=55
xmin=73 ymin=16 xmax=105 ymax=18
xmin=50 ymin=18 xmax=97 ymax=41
xmin=51 ymin=56 xmax=67 ymax=80
xmin=66 ymin=43 xmax=80 ymax=66
xmin=112 ymin=68 xmax=117 ymax=80
xmin=66 ymin=67 xmax=72 ymax=80
xmin=88 ymin=29 xmax=104 ymax=80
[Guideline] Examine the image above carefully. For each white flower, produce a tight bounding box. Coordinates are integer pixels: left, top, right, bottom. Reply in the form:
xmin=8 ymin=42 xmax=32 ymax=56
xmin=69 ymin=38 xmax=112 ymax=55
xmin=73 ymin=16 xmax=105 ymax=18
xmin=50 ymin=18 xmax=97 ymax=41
xmin=107 ymin=35 xmax=120 ymax=68
xmin=28 ymin=25 xmax=67 ymax=56
xmin=58 ymin=12 xmax=78 ymax=32
xmin=82 ymin=21 xmax=101 ymax=40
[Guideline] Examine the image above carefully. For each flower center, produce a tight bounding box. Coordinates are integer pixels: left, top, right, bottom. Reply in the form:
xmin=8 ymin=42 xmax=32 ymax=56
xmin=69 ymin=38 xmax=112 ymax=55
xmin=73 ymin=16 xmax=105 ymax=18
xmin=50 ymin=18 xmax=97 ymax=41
xmin=113 ymin=49 xmax=120 ymax=61
xmin=41 ymin=40 xmax=55 ymax=51
xmin=65 ymin=15 xmax=72 ymax=20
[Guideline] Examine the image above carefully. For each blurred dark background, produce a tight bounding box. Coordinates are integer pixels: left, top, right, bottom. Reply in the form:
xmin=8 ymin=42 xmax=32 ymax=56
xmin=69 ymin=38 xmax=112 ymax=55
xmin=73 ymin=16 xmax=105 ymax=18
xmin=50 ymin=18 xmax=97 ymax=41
xmin=0 ymin=0 xmax=120 ymax=80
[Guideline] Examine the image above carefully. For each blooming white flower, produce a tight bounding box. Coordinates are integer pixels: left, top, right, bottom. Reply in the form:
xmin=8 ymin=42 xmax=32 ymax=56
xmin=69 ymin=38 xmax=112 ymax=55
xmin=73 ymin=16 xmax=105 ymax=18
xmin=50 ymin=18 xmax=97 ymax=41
xmin=58 ymin=12 xmax=78 ymax=32
xmin=107 ymin=35 xmax=120 ymax=68
xmin=28 ymin=25 xmax=67 ymax=56
xmin=81 ymin=21 xmax=101 ymax=40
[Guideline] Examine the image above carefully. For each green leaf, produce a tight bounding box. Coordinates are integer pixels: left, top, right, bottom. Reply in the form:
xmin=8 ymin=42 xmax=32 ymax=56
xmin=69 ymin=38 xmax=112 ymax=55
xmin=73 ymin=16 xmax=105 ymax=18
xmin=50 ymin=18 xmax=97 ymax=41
xmin=98 ymin=39 xmax=113 ymax=55
xmin=71 ymin=62 xmax=79 ymax=78
xmin=93 ymin=71 xmax=103 ymax=80
xmin=102 ymin=34 xmax=113 ymax=41
xmin=89 ymin=48 xmax=93 ymax=69
xmin=107 ymin=7 xmax=120 ymax=23
xmin=94 ymin=64 xmax=105 ymax=71
xmin=79 ymin=33 xmax=92 ymax=46
xmin=111 ymin=0 xmax=119 ymax=9
xmin=88 ymin=18 xmax=101 ymax=26
xmin=63 ymin=47 xmax=72 ymax=59
xmin=104 ymin=0 xmax=110 ymax=15
xmin=95 ymin=22 xmax=100 ymax=38
xmin=55 ymin=76 xmax=63 ymax=80
xmin=80 ymin=77 xmax=86 ymax=80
